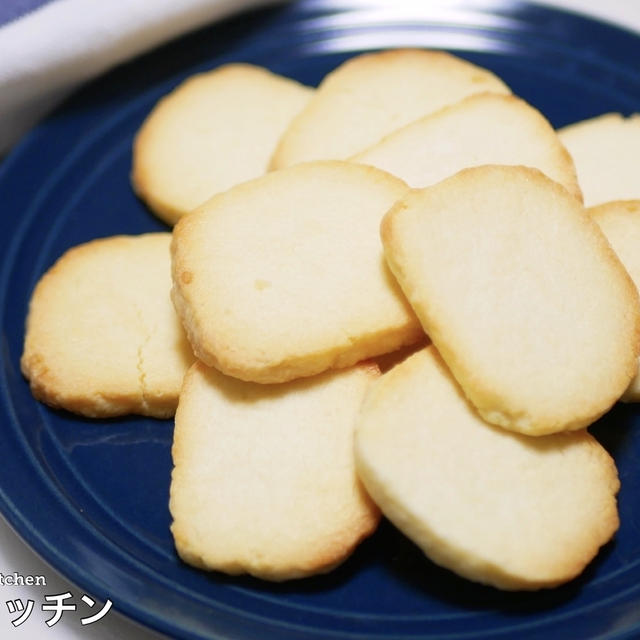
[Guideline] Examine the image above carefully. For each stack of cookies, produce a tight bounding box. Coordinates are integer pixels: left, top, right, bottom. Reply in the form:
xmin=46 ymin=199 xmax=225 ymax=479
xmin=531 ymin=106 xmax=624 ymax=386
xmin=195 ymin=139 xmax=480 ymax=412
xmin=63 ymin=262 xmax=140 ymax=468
xmin=21 ymin=49 xmax=640 ymax=589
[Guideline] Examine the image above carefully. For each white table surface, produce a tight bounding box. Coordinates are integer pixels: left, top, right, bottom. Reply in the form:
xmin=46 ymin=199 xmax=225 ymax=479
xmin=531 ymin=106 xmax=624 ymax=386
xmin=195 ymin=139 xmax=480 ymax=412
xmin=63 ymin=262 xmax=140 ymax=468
xmin=1 ymin=1 xmax=638 ymax=639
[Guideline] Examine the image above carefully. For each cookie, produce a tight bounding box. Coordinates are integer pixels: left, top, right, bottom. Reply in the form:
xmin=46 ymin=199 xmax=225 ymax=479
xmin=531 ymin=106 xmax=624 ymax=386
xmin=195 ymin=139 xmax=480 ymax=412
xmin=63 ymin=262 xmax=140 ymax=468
xmin=21 ymin=233 xmax=195 ymax=418
xmin=269 ymin=49 xmax=510 ymax=169
xmin=171 ymin=161 xmax=423 ymax=384
xmin=558 ymin=113 xmax=640 ymax=206
xmin=352 ymin=92 xmax=581 ymax=201
xmin=132 ymin=63 xmax=313 ymax=225
xmin=381 ymin=165 xmax=640 ymax=435
xmin=355 ymin=346 xmax=620 ymax=590
xmin=589 ymin=200 xmax=640 ymax=401
xmin=170 ymin=360 xmax=380 ymax=581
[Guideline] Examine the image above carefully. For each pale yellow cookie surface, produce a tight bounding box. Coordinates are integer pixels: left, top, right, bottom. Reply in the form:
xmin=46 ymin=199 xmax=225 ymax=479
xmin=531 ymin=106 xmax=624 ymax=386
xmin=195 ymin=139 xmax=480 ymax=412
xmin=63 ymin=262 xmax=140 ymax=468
xmin=352 ymin=92 xmax=581 ymax=202
xmin=132 ymin=63 xmax=312 ymax=225
xmin=590 ymin=200 xmax=640 ymax=401
xmin=21 ymin=233 xmax=195 ymax=418
xmin=171 ymin=161 xmax=422 ymax=384
xmin=382 ymin=165 xmax=640 ymax=435
xmin=559 ymin=113 xmax=640 ymax=206
xmin=170 ymin=361 xmax=380 ymax=581
xmin=270 ymin=49 xmax=510 ymax=169
xmin=355 ymin=347 xmax=620 ymax=590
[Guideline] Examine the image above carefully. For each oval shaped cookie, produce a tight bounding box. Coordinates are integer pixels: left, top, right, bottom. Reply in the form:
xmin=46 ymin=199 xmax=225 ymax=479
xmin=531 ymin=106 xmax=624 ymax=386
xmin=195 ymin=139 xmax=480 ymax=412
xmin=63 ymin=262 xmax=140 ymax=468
xmin=352 ymin=92 xmax=581 ymax=202
xmin=270 ymin=49 xmax=510 ymax=169
xmin=559 ymin=112 xmax=640 ymax=206
xmin=170 ymin=360 xmax=380 ymax=581
xmin=381 ymin=165 xmax=640 ymax=435
xmin=590 ymin=200 xmax=640 ymax=401
xmin=132 ymin=63 xmax=313 ymax=225
xmin=171 ymin=161 xmax=423 ymax=383
xmin=21 ymin=233 xmax=195 ymax=418
xmin=355 ymin=347 xmax=620 ymax=590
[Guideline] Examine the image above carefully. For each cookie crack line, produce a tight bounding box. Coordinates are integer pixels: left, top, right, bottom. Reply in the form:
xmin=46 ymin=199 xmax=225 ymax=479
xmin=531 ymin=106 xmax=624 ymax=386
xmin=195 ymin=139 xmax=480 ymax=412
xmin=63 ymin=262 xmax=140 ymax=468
xmin=134 ymin=304 xmax=153 ymax=414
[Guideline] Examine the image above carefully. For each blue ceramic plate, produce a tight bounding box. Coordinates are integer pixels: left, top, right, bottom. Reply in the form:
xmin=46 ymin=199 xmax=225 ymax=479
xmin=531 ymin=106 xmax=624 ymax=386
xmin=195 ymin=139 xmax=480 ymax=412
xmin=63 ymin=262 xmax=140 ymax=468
xmin=1 ymin=1 xmax=640 ymax=638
